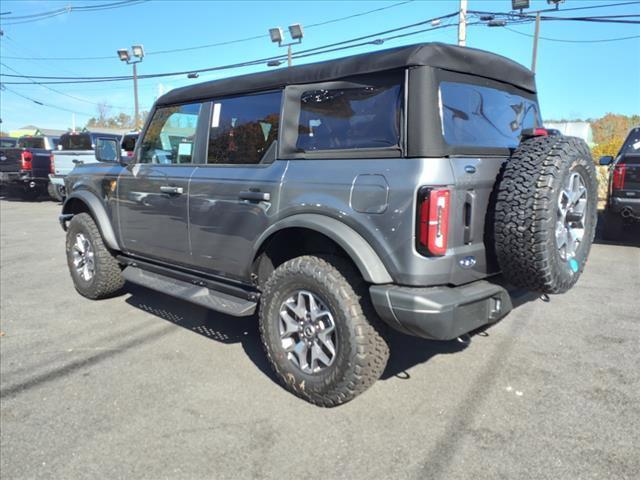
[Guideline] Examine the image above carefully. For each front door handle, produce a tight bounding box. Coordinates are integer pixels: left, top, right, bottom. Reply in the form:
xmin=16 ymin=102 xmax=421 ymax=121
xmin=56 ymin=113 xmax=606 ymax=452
xmin=239 ymin=191 xmax=271 ymax=202
xmin=160 ymin=185 xmax=184 ymax=195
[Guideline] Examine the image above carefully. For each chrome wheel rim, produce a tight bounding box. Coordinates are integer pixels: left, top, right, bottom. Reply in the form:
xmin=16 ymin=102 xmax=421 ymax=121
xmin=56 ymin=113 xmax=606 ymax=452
xmin=71 ymin=233 xmax=95 ymax=281
xmin=278 ymin=290 xmax=337 ymax=374
xmin=556 ymin=171 xmax=588 ymax=261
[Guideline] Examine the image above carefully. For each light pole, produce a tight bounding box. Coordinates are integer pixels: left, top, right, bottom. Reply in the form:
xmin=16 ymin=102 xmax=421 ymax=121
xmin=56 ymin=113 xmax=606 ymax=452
xmin=117 ymin=44 xmax=144 ymax=130
xmin=268 ymin=23 xmax=304 ymax=67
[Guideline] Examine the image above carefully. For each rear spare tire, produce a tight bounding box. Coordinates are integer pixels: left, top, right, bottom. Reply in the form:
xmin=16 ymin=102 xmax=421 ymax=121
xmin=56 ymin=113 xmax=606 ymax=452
xmin=494 ymin=136 xmax=597 ymax=294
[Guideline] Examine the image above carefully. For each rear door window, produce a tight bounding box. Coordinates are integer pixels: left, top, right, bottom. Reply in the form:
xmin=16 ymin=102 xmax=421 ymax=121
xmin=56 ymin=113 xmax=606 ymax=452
xmin=61 ymin=133 xmax=93 ymax=150
xmin=139 ymin=103 xmax=202 ymax=164
xmin=207 ymin=91 xmax=281 ymax=165
xmin=296 ymin=83 xmax=402 ymax=151
xmin=18 ymin=137 xmax=45 ymax=149
xmin=439 ymin=81 xmax=541 ymax=149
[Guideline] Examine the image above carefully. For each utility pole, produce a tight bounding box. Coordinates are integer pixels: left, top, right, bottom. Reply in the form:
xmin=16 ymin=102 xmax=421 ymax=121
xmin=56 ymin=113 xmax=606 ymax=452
xmin=132 ymin=62 xmax=140 ymax=129
xmin=531 ymin=12 xmax=541 ymax=73
xmin=458 ymin=0 xmax=468 ymax=46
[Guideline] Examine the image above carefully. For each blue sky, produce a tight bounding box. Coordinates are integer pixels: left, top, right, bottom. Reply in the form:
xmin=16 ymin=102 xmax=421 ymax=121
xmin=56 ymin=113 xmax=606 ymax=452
xmin=1 ymin=0 xmax=639 ymax=132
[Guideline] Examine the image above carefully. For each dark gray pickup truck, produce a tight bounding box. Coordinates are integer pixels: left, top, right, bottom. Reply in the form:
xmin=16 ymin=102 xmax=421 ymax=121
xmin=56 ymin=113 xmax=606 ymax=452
xmin=59 ymin=43 xmax=597 ymax=406
xmin=0 ymin=135 xmax=59 ymax=200
xmin=600 ymin=126 xmax=640 ymax=238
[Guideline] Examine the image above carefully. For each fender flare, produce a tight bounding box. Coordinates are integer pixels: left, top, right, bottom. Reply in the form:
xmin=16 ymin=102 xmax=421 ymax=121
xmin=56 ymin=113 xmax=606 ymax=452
xmin=62 ymin=190 xmax=120 ymax=251
xmin=254 ymin=214 xmax=393 ymax=284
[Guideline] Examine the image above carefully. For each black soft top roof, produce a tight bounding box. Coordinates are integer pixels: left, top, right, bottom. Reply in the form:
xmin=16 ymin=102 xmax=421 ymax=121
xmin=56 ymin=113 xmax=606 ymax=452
xmin=157 ymin=42 xmax=535 ymax=106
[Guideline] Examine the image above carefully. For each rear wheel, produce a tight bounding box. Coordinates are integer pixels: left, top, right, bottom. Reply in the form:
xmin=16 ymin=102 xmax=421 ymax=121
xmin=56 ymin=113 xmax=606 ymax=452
xmin=65 ymin=213 xmax=124 ymax=299
xmin=259 ymin=255 xmax=389 ymax=407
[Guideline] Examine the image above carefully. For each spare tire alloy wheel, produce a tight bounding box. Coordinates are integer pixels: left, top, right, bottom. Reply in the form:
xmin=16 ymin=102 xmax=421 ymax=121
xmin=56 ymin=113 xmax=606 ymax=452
xmin=556 ymin=172 xmax=588 ymax=263
xmin=279 ymin=290 xmax=337 ymax=374
xmin=494 ymin=136 xmax=598 ymax=294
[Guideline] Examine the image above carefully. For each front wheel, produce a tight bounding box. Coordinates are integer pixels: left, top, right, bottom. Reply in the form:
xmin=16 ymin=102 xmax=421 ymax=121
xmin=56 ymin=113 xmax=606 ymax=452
xmin=65 ymin=213 xmax=124 ymax=299
xmin=259 ymin=255 xmax=389 ymax=407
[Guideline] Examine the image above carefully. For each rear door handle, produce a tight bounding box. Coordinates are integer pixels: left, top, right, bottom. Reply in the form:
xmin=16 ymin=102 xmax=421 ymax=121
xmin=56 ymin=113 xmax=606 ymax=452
xmin=160 ymin=185 xmax=184 ymax=195
xmin=239 ymin=191 xmax=271 ymax=202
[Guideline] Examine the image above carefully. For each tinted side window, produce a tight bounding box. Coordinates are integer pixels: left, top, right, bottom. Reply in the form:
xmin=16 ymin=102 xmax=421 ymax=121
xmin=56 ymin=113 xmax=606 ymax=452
xmin=18 ymin=137 xmax=45 ymax=149
xmin=296 ymin=83 xmax=402 ymax=151
xmin=61 ymin=133 xmax=92 ymax=150
xmin=207 ymin=91 xmax=281 ymax=165
xmin=440 ymin=81 xmax=541 ymax=148
xmin=139 ymin=103 xmax=202 ymax=164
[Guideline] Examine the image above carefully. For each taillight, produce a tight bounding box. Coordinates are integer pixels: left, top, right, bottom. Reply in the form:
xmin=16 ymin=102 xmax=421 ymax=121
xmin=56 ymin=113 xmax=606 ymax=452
xmin=20 ymin=151 xmax=33 ymax=171
xmin=50 ymin=153 xmax=55 ymax=174
xmin=612 ymin=164 xmax=626 ymax=190
xmin=417 ymin=188 xmax=451 ymax=256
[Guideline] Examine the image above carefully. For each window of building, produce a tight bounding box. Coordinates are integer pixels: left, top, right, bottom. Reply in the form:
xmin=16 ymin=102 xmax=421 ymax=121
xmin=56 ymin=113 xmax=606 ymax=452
xmin=207 ymin=91 xmax=281 ymax=165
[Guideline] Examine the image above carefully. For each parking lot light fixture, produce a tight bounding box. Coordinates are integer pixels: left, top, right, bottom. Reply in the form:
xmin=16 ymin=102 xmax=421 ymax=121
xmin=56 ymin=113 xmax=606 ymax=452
xmin=132 ymin=44 xmax=145 ymax=59
xmin=117 ymin=49 xmax=130 ymax=62
xmin=268 ymin=23 xmax=304 ymax=68
xmin=116 ymin=45 xmax=144 ymax=130
xmin=288 ymin=23 xmax=303 ymax=41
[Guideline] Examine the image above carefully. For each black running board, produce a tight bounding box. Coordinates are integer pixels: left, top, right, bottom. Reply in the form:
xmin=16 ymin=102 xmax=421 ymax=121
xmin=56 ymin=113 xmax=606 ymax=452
xmin=123 ymin=266 xmax=257 ymax=317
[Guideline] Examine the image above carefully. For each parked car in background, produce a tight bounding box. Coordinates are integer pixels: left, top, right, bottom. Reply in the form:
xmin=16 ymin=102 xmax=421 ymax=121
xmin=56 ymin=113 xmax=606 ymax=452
xmin=1 ymin=137 xmax=18 ymax=148
xmin=59 ymin=43 xmax=597 ymax=406
xmin=121 ymin=132 xmax=139 ymax=158
xmin=600 ymin=126 xmax=640 ymax=238
xmin=49 ymin=130 xmax=123 ymax=201
xmin=0 ymin=135 xmax=60 ymax=200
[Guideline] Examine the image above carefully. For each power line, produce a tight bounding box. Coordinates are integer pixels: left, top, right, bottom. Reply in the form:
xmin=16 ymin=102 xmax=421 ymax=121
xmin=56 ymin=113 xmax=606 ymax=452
xmin=1 ymin=0 xmax=416 ymax=61
xmin=0 ymin=12 xmax=460 ymax=84
xmin=502 ymin=26 xmax=640 ymax=43
xmin=1 ymin=86 xmax=93 ymax=116
xmin=0 ymin=0 xmax=148 ymax=25
xmin=0 ymin=62 xmax=139 ymax=110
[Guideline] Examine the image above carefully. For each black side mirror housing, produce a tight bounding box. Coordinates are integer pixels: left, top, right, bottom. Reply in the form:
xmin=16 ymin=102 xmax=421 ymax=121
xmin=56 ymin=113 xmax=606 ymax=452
xmin=599 ymin=156 xmax=614 ymax=166
xmin=95 ymin=137 xmax=121 ymax=163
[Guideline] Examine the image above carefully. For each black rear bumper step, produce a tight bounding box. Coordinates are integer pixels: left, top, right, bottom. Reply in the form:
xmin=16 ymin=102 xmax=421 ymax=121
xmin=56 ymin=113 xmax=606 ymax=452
xmin=123 ymin=266 xmax=257 ymax=317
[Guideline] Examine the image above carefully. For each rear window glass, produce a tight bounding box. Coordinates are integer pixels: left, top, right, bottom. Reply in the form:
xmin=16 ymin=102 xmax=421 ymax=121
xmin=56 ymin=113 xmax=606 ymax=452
xmin=296 ymin=83 xmax=402 ymax=151
xmin=18 ymin=137 xmax=45 ymax=149
xmin=0 ymin=138 xmax=17 ymax=148
xmin=619 ymin=129 xmax=640 ymax=155
xmin=440 ymin=81 xmax=541 ymax=149
xmin=61 ymin=133 xmax=92 ymax=150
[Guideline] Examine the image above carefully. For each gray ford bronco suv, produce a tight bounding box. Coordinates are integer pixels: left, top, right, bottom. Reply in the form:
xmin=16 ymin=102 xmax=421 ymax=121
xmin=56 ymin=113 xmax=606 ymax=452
xmin=60 ymin=43 xmax=597 ymax=406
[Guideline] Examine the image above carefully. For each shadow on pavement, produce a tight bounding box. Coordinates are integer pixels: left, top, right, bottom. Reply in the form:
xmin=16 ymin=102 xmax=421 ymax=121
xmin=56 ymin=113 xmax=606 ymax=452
xmin=123 ymin=282 xmax=486 ymax=384
xmin=594 ymin=211 xmax=639 ymax=247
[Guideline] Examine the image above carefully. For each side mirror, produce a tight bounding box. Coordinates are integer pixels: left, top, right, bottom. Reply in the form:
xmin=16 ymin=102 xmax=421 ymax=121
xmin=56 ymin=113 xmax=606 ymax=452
xmin=599 ymin=156 xmax=614 ymax=166
xmin=95 ymin=137 xmax=121 ymax=163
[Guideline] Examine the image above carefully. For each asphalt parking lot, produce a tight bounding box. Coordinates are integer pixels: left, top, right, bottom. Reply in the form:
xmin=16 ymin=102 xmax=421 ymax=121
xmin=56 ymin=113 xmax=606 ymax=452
xmin=1 ymin=197 xmax=639 ymax=480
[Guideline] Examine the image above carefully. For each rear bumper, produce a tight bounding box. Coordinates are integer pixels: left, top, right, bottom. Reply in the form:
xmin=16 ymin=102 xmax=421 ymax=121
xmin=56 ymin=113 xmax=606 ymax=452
xmin=49 ymin=174 xmax=66 ymax=186
xmin=370 ymin=280 xmax=513 ymax=340
xmin=0 ymin=171 xmax=46 ymax=186
xmin=609 ymin=196 xmax=640 ymax=221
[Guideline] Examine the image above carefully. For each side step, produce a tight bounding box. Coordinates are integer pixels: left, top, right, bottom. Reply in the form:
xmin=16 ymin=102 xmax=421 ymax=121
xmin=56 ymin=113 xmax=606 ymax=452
xmin=123 ymin=266 xmax=257 ymax=317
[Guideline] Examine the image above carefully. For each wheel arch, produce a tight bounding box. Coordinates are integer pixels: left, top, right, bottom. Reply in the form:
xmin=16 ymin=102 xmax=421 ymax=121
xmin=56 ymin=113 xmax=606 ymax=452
xmin=62 ymin=191 xmax=120 ymax=251
xmin=252 ymin=214 xmax=393 ymax=285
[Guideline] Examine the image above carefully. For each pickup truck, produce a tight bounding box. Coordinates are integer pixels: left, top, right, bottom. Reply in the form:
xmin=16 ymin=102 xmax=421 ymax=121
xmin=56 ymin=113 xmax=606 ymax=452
xmin=49 ymin=131 xmax=122 ymax=201
xmin=0 ymin=135 xmax=60 ymax=200
xmin=600 ymin=126 xmax=640 ymax=238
